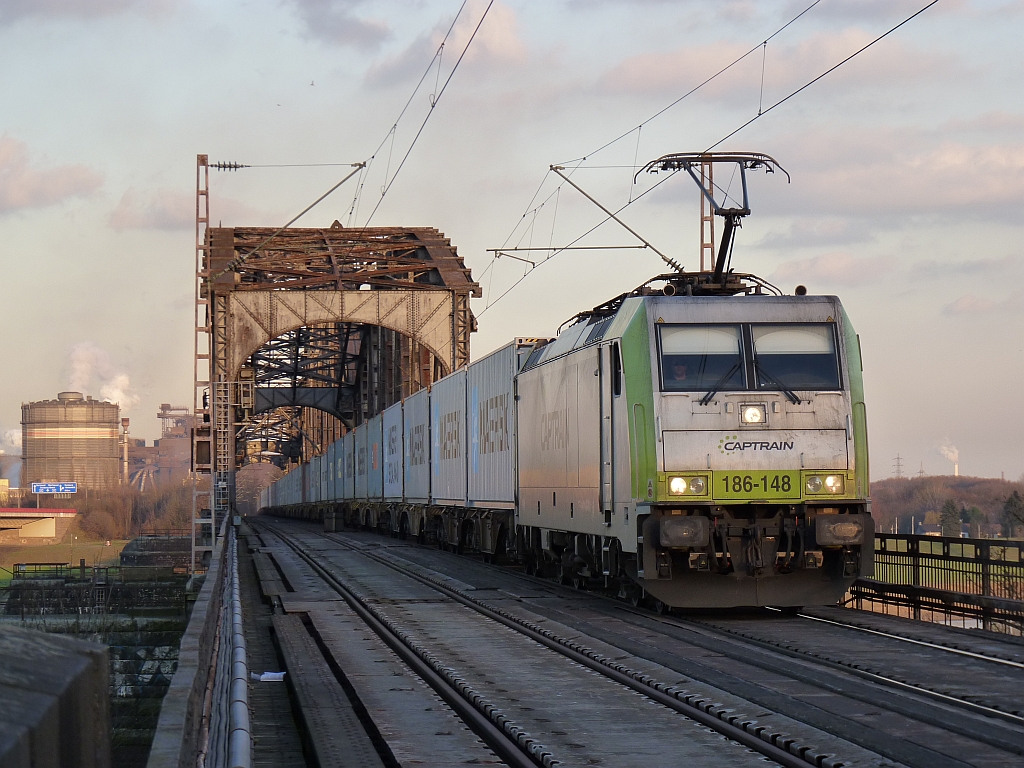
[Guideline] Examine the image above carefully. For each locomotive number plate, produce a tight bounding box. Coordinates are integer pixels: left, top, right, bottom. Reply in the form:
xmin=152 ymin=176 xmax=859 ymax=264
xmin=714 ymin=471 xmax=800 ymax=500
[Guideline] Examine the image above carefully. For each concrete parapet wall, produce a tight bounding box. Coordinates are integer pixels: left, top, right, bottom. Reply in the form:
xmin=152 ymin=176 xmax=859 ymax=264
xmin=0 ymin=624 xmax=111 ymax=768
xmin=146 ymin=528 xmax=227 ymax=768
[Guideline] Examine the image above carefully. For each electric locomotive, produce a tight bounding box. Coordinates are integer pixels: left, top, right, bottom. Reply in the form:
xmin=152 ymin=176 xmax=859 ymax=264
xmin=515 ymin=271 xmax=872 ymax=608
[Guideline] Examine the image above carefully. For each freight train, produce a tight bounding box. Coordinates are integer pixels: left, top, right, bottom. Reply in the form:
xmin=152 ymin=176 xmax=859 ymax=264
xmin=259 ymin=270 xmax=873 ymax=609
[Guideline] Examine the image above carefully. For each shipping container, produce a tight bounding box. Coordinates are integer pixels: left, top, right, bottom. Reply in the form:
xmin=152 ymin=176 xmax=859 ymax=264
xmin=320 ymin=450 xmax=330 ymax=500
xmin=403 ymin=387 xmax=430 ymax=504
xmin=430 ymin=368 xmax=467 ymax=505
xmin=333 ymin=437 xmax=343 ymax=501
xmin=313 ymin=454 xmax=324 ymax=503
xmin=367 ymin=415 xmax=384 ymax=500
xmin=383 ymin=402 xmax=404 ymax=500
xmin=354 ymin=424 xmax=368 ymax=499
xmin=326 ymin=440 xmax=336 ymax=501
xmin=467 ymin=341 xmax=519 ymax=508
xmin=343 ymin=431 xmax=355 ymax=500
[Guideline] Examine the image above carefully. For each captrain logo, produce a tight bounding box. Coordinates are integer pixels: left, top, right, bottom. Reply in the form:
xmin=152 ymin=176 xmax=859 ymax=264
xmin=719 ymin=436 xmax=796 ymax=454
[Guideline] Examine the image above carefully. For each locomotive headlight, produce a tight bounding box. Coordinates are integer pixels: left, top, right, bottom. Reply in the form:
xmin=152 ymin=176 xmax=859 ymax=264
xmin=805 ymin=475 xmax=845 ymax=495
xmin=667 ymin=476 xmax=708 ymax=496
xmin=741 ymin=404 xmax=766 ymax=424
xmin=824 ymin=475 xmax=844 ymax=493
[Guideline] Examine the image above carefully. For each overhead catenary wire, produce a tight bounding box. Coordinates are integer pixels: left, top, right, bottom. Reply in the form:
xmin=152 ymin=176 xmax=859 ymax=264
xmin=208 ymin=0 xmax=481 ymax=276
xmin=482 ymin=0 xmax=940 ymax=315
xmin=481 ymin=1 xmax=827 ymax=310
xmin=556 ymin=0 xmax=825 ymax=166
xmin=359 ymin=0 xmax=496 ymax=228
xmin=479 ymin=169 xmax=680 ymax=316
xmin=706 ymin=0 xmax=941 ymax=151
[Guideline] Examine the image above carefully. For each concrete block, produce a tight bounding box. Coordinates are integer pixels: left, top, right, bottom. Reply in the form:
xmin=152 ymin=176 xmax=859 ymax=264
xmin=0 ymin=624 xmax=111 ymax=768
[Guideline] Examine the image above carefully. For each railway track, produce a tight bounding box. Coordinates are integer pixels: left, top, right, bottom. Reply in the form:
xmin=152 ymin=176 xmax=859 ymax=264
xmin=253 ymin=519 xmax=859 ymax=768
xmin=255 ymin=519 xmax=1024 ymax=768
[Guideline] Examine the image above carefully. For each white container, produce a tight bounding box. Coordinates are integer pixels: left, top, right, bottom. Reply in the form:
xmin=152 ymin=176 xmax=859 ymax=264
xmin=320 ymin=449 xmax=330 ymax=501
xmin=343 ymin=431 xmax=355 ymax=500
xmin=383 ymin=402 xmax=404 ymax=500
xmin=367 ymin=415 xmax=384 ymax=500
xmin=303 ymin=461 xmax=312 ymax=503
xmin=467 ymin=342 xmax=519 ymax=508
xmin=333 ymin=437 xmax=344 ymax=501
xmin=326 ymin=440 xmax=336 ymax=501
xmin=354 ymin=424 xmax=368 ymax=499
xmin=403 ymin=387 xmax=430 ymax=503
xmin=430 ymin=368 xmax=467 ymax=505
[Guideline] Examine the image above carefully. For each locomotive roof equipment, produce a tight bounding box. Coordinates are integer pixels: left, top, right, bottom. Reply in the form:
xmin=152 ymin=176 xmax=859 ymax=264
xmin=639 ymin=151 xmax=789 ymax=283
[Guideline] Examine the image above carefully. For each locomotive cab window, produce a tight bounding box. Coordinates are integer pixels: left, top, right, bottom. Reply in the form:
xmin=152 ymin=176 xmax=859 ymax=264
xmin=659 ymin=325 xmax=745 ymax=392
xmin=751 ymin=324 xmax=841 ymax=391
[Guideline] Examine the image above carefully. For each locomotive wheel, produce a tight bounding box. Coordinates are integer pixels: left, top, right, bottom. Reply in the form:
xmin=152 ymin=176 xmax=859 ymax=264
xmin=571 ymin=574 xmax=587 ymax=591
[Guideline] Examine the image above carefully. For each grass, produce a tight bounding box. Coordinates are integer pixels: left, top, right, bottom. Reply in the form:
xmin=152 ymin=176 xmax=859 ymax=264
xmin=0 ymin=538 xmax=128 ymax=581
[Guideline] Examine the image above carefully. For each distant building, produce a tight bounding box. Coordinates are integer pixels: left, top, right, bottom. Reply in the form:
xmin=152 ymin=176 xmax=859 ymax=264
xmin=127 ymin=405 xmax=193 ymax=491
xmin=22 ymin=392 xmax=120 ymax=491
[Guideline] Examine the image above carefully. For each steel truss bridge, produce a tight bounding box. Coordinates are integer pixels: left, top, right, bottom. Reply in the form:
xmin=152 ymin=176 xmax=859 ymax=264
xmin=190 ymin=155 xmax=480 ymax=570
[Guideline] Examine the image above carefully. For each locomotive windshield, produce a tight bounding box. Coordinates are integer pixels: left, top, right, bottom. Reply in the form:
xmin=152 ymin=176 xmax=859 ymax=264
xmin=752 ymin=324 xmax=841 ymax=390
xmin=659 ymin=322 xmax=841 ymax=392
xmin=659 ymin=325 xmax=745 ymax=392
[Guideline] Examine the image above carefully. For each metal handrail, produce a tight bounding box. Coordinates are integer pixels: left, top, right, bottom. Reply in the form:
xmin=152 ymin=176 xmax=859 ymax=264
xmin=228 ymin=527 xmax=251 ymax=768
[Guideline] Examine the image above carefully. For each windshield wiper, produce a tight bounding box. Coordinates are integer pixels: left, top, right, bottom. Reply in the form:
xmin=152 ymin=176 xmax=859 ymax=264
xmin=699 ymin=362 xmax=741 ymax=406
xmin=753 ymin=361 xmax=801 ymax=405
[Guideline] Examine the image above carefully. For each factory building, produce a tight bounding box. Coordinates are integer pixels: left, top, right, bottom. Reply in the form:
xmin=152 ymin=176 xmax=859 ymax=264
xmin=127 ymin=405 xmax=194 ymax=491
xmin=21 ymin=392 xmax=121 ymax=491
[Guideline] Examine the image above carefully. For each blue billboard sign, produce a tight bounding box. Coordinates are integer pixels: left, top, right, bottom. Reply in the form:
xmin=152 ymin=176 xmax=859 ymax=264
xmin=31 ymin=482 xmax=78 ymax=494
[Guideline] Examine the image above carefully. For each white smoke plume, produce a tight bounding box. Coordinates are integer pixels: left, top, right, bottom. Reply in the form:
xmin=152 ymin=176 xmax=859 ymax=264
xmin=68 ymin=342 xmax=140 ymax=410
xmin=939 ymin=441 xmax=959 ymax=464
xmin=2 ymin=428 xmax=20 ymax=450
xmin=100 ymin=374 xmax=141 ymax=410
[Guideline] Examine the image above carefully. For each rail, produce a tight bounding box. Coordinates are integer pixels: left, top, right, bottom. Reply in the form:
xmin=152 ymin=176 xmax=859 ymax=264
xmin=849 ymin=532 xmax=1024 ymax=633
xmin=148 ymin=519 xmax=251 ymax=768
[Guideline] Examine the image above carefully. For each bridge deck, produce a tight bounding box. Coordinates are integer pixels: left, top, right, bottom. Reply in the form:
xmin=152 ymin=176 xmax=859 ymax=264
xmin=222 ymin=524 xmax=1024 ymax=768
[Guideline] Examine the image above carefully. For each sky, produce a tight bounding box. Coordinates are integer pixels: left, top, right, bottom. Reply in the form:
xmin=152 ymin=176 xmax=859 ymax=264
xmin=0 ymin=0 xmax=1021 ymax=483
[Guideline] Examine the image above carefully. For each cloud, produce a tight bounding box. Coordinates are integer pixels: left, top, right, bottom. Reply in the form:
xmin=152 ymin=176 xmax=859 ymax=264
xmin=109 ymin=187 xmax=192 ymax=230
xmin=109 ymin=187 xmax=271 ymax=230
xmin=283 ymin=0 xmax=390 ymax=48
xmin=756 ymin=218 xmax=874 ymax=249
xmin=0 ymin=0 xmax=178 ymax=25
xmin=760 ymin=125 xmax=1024 ymax=220
xmin=0 ymin=136 xmax=102 ymax=214
xmin=799 ymin=0 xmax=962 ymax=23
xmin=942 ymin=293 xmax=1023 ymax=316
xmin=366 ymin=0 xmax=526 ymax=87
xmin=908 ymin=254 xmax=1024 ymax=281
xmin=600 ymin=29 xmax=952 ymax=104
xmin=68 ymin=342 xmax=141 ymax=410
xmin=770 ymin=251 xmax=894 ymax=289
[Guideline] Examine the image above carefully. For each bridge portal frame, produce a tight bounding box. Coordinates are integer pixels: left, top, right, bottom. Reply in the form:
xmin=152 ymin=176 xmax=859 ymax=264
xmin=191 ymin=155 xmax=479 ymax=572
